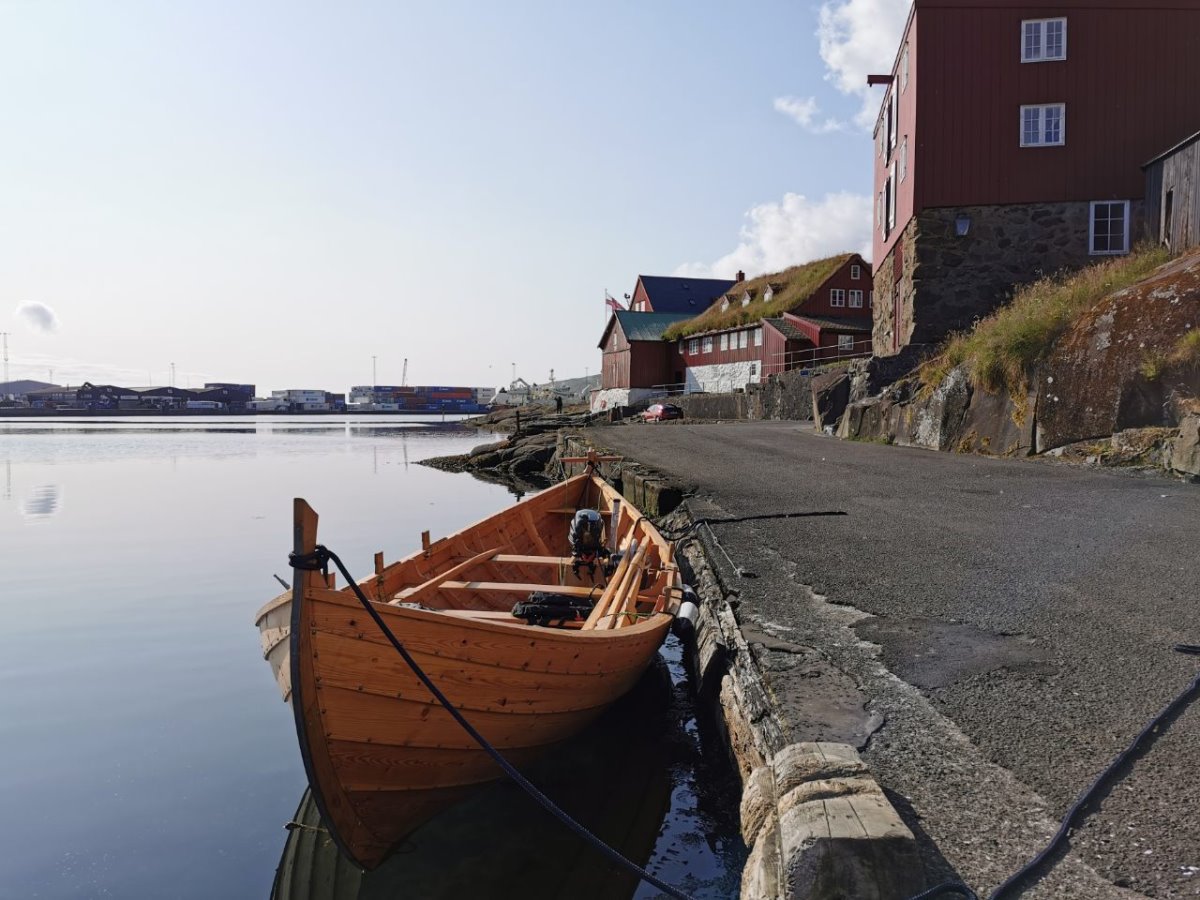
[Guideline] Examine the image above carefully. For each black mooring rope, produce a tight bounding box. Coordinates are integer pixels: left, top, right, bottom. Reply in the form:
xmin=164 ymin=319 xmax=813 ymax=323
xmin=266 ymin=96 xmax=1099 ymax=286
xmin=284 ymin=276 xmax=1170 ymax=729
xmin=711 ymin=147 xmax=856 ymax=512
xmin=290 ymin=545 xmax=695 ymax=900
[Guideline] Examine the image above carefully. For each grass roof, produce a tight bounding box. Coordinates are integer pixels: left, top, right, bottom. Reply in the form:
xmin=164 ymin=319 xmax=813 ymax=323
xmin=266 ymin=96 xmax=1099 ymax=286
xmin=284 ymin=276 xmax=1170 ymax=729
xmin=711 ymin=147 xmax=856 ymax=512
xmin=662 ymin=253 xmax=854 ymax=339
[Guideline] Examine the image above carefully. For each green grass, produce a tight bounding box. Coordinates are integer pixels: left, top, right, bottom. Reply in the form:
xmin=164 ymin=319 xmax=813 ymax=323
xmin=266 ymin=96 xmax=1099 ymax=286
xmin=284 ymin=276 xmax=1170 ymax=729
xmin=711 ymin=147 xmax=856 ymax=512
xmin=918 ymin=245 xmax=1172 ymax=398
xmin=662 ymin=253 xmax=852 ymax=340
xmin=1171 ymin=328 xmax=1200 ymax=368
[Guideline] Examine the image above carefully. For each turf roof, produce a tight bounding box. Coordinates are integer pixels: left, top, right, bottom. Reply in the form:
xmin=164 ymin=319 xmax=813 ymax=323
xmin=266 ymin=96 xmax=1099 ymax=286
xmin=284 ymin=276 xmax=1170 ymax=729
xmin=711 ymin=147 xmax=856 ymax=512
xmin=662 ymin=253 xmax=855 ymax=339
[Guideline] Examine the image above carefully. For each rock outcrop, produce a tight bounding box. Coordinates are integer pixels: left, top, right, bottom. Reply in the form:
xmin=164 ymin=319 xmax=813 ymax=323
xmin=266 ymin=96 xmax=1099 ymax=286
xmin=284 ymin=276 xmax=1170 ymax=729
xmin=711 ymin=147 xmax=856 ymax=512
xmin=1036 ymin=252 xmax=1200 ymax=451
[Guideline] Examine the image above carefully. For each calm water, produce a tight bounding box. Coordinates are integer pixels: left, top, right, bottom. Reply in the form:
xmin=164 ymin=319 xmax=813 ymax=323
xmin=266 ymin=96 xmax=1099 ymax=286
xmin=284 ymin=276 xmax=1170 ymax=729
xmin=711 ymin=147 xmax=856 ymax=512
xmin=0 ymin=416 xmax=742 ymax=899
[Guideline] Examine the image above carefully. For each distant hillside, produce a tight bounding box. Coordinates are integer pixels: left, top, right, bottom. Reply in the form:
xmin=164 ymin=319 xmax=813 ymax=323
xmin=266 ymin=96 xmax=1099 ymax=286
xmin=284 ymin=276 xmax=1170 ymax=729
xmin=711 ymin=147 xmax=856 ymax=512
xmin=0 ymin=380 xmax=59 ymax=396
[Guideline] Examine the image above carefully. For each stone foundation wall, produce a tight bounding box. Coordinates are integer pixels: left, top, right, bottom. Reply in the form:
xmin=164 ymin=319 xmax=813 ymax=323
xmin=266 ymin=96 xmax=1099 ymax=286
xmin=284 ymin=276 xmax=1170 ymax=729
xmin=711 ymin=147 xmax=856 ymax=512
xmin=876 ymin=200 xmax=1146 ymax=355
xmin=686 ymin=361 xmax=758 ymax=393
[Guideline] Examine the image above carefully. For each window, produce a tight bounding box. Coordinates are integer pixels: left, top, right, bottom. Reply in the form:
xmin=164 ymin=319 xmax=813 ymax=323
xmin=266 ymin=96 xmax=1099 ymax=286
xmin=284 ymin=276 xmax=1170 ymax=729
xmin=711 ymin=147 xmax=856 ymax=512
xmin=888 ymin=88 xmax=898 ymax=153
xmin=838 ymin=335 xmax=855 ymax=351
xmin=754 ymin=327 xmax=763 ymax=347
xmin=851 ymin=264 xmax=861 ymax=280
xmin=720 ymin=333 xmax=729 ymax=351
xmin=741 ymin=292 xmax=751 ymax=307
xmin=701 ymin=336 xmax=713 ymax=354
xmin=868 ymin=291 xmax=874 ymax=308
xmin=1022 ymin=18 xmax=1066 ymax=63
xmin=738 ymin=330 xmax=749 ymax=349
xmin=901 ymin=44 xmax=909 ymax=91
xmin=720 ymin=298 xmax=730 ymax=312
xmin=887 ymin=161 xmax=897 ymax=231
xmin=830 ymin=289 xmax=846 ymax=307
xmin=1020 ymin=104 xmax=1065 ymax=147
xmin=764 ymin=286 xmax=774 ymax=302
xmin=1090 ymin=200 xmax=1130 ymax=255
xmin=849 ymin=290 xmax=864 ymax=308
xmin=900 ymin=136 xmax=907 ymax=181
xmin=688 ymin=339 xmax=699 ymax=356
xmin=877 ymin=191 xmax=885 ymax=235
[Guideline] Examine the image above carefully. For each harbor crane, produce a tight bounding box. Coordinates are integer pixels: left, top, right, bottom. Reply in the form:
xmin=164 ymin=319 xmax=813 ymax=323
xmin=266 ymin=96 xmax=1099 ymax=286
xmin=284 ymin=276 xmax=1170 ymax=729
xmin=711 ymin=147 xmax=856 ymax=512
xmin=402 ymin=358 xmax=407 ymax=387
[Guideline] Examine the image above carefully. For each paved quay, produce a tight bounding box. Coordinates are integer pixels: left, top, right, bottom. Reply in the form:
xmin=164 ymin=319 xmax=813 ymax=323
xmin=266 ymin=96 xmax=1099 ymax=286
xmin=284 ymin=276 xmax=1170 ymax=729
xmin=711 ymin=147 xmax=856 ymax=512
xmin=598 ymin=421 xmax=1200 ymax=899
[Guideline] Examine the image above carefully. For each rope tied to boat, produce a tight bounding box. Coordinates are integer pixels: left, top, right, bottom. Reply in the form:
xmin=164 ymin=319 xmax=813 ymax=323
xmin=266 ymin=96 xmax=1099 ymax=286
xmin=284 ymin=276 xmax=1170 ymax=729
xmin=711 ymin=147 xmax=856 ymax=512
xmin=288 ymin=544 xmax=697 ymax=900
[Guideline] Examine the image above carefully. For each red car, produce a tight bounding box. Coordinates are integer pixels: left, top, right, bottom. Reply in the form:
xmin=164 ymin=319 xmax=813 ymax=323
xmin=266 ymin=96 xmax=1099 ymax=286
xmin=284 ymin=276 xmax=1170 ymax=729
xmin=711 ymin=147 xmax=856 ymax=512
xmin=642 ymin=403 xmax=683 ymax=422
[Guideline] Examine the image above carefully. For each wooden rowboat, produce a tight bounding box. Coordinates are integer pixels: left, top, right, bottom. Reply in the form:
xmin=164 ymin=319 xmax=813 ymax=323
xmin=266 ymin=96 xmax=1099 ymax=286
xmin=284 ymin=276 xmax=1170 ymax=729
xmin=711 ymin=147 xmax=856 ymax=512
xmin=255 ymin=466 xmax=682 ymax=870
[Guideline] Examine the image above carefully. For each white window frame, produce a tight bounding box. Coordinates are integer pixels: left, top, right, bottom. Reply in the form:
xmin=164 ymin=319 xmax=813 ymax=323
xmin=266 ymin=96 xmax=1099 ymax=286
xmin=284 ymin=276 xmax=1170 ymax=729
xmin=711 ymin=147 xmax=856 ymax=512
xmin=830 ymin=289 xmax=846 ymax=308
xmin=849 ymin=289 xmax=864 ymax=308
xmin=1020 ymin=103 xmax=1065 ymax=147
xmin=1089 ymin=200 xmax=1131 ymax=256
xmin=837 ymin=334 xmax=855 ymax=351
xmin=868 ymin=291 xmax=874 ymax=308
xmin=738 ymin=330 xmax=749 ymax=350
xmin=850 ymin=264 xmax=861 ymax=280
xmin=900 ymin=136 xmax=907 ymax=181
xmin=1022 ymin=17 xmax=1067 ymax=63
xmin=753 ymin=327 xmax=763 ymax=347
xmin=701 ymin=336 xmax=713 ymax=354
xmin=887 ymin=161 xmax=897 ymax=230
xmin=888 ymin=88 xmax=898 ymax=153
xmin=719 ymin=333 xmax=729 ymax=351
xmin=688 ymin=338 xmax=699 ymax=356
xmin=901 ymin=44 xmax=909 ymax=91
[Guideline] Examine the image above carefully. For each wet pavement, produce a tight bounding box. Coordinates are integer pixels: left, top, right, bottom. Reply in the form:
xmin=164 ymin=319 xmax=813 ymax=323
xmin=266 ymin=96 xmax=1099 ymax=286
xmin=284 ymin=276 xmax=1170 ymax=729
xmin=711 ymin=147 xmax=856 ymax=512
xmin=599 ymin=421 xmax=1200 ymax=899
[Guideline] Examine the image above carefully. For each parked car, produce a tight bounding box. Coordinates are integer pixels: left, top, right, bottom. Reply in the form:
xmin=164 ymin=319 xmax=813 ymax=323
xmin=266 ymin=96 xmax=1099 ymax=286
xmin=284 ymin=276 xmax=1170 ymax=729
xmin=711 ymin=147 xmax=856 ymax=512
xmin=642 ymin=403 xmax=682 ymax=422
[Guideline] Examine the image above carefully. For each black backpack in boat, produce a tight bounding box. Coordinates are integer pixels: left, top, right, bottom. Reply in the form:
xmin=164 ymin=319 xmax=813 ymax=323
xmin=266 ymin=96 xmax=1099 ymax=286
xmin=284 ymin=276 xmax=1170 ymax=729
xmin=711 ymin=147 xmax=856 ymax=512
xmin=511 ymin=591 xmax=596 ymax=627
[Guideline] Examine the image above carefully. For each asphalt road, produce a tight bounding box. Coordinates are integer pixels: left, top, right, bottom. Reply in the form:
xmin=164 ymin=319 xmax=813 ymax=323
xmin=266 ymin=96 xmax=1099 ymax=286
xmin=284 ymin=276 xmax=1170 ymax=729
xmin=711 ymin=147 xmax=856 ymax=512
xmin=599 ymin=421 xmax=1200 ymax=899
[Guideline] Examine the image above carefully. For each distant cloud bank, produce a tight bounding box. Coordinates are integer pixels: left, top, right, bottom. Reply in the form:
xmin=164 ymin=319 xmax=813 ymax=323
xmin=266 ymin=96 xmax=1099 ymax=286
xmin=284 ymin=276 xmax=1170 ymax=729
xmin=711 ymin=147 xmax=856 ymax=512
xmin=673 ymin=192 xmax=873 ymax=279
xmin=15 ymin=301 xmax=60 ymax=334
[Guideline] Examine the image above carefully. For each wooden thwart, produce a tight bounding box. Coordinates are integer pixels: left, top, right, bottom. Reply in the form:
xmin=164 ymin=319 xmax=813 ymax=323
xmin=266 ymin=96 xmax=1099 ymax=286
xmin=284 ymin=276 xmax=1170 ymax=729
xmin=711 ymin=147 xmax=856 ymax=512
xmin=391 ymin=548 xmax=502 ymax=605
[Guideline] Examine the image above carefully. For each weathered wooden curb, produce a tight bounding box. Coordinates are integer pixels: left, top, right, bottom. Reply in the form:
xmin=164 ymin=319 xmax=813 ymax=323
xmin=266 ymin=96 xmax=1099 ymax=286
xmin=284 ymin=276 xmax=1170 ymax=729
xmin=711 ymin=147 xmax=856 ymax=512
xmin=556 ymin=432 xmax=928 ymax=899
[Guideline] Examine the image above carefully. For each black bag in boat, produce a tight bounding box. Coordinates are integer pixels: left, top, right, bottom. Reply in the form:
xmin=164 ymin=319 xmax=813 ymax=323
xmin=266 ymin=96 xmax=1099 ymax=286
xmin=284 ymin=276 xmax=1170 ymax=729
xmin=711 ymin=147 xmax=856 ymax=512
xmin=511 ymin=591 xmax=596 ymax=627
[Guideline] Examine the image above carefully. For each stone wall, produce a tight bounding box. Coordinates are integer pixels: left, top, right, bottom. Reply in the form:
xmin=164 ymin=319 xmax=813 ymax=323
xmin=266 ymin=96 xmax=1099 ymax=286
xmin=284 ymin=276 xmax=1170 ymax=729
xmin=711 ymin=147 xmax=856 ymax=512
xmin=876 ymin=201 xmax=1146 ymax=355
xmin=589 ymin=387 xmax=660 ymax=413
xmin=676 ymin=392 xmax=752 ymax=421
xmin=686 ymin=360 xmax=758 ymax=393
xmin=872 ymin=217 xmax=919 ymax=356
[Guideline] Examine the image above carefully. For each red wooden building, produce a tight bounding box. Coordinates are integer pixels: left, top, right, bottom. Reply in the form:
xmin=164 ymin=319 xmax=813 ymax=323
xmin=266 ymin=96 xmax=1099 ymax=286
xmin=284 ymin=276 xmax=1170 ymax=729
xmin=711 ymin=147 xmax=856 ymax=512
xmin=596 ymin=311 xmax=691 ymax=408
xmin=870 ymin=0 xmax=1200 ymax=354
xmin=663 ymin=253 xmax=873 ymax=390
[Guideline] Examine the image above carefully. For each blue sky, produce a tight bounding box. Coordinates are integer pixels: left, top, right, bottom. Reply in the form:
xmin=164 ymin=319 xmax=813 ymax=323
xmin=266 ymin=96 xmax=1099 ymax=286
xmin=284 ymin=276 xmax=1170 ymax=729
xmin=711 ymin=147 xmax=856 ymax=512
xmin=0 ymin=0 xmax=907 ymax=392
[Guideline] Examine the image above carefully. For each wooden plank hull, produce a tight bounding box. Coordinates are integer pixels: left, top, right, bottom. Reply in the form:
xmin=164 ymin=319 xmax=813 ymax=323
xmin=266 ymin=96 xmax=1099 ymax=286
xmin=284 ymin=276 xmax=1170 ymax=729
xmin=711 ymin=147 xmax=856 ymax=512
xmin=256 ymin=473 xmax=681 ymax=870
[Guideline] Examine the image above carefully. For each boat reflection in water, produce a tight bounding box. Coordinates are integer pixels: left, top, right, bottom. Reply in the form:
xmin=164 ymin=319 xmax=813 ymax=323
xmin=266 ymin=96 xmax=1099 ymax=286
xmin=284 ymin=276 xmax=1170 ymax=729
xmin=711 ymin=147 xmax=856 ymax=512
xmin=271 ymin=664 xmax=676 ymax=900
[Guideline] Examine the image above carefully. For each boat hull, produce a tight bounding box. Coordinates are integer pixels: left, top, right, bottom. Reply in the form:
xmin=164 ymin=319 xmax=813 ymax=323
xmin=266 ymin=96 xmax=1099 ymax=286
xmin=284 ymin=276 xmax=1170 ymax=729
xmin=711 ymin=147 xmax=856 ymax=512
xmin=259 ymin=472 xmax=681 ymax=870
xmin=293 ymin=587 xmax=671 ymax=868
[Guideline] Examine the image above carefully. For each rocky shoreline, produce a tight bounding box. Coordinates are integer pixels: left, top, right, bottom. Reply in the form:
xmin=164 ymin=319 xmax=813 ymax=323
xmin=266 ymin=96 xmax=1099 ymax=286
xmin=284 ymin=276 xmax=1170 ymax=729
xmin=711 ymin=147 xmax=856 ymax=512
xmin=419 ymin=407 xmax=595 ymax=491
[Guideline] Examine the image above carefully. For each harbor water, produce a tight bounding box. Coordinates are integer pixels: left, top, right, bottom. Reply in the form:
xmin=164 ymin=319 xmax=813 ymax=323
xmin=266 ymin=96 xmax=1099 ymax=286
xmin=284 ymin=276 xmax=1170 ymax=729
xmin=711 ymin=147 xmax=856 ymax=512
xmin=0 ymin=416 xmax=744 ymax=899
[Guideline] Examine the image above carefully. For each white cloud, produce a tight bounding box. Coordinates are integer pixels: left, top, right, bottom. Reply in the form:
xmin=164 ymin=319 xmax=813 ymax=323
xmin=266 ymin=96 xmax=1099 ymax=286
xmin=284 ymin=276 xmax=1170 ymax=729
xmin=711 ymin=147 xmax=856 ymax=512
xmin=674 ymin=191 xmax=873 ymax=279
xmin=772 ymin=96 xmax=845 ymax=134
xmin=817 ymin=0 xmax=910 ymax=128
xmin=15 ymin=301 xmax=61 ymax=334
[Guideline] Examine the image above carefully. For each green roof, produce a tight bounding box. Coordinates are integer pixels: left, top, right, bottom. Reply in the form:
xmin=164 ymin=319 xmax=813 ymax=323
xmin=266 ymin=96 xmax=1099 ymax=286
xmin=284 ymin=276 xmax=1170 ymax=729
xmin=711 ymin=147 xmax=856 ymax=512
xmin=607 ymin=311 xmax=693 ymax=344
xmin=663 ymin=253 xmax=856 ymax=340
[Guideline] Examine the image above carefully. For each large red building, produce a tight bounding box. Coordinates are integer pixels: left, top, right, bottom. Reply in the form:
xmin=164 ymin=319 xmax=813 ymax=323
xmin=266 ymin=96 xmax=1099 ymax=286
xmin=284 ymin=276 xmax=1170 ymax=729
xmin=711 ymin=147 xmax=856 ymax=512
xmin=871 ymin=0 xmax=1200 ymax=354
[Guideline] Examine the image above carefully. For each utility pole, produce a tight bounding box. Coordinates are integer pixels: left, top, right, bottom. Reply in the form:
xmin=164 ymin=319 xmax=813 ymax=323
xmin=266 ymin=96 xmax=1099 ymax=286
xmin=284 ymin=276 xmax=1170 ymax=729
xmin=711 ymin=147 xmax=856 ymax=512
xmin=170 ymin=362 xmax=176 ymax=388
xmin=372 ymin=355 xmax=377 ymax=388
xmin=401 ymin=358 xmax=408 ymax=388
xmin=511 ymin=362 xmax=516 ymax=384
xmin=1 ymin=332 xmax=8 ymax=387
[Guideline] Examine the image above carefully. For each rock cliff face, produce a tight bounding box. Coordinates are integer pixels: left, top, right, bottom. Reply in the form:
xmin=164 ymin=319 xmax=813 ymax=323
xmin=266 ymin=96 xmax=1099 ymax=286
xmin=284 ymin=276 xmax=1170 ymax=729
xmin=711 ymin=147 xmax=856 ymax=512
xmin=1036 ymin=252 xmax=1200 ymax=451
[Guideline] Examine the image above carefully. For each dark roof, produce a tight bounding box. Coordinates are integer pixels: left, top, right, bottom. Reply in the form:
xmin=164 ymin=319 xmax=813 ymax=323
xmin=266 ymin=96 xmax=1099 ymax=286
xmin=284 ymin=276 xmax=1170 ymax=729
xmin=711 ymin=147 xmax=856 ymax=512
xmin=791 ymin=315 xmax=873 ymax=334
xmin=1143 ymin=128 xmax=1200 ymax=169
xmin=598 ymin=311 xmax=692 ymax=348
xmin=637 ymin=275 xmax=737 ymax=314
xmin=763 ymin=317 xmax=808 ymax=341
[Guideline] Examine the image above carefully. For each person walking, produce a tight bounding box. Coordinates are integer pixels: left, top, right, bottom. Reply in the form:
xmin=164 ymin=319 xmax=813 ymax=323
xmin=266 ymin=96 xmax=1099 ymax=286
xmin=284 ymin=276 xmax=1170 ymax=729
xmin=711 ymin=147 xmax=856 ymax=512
xmin=555 ymin=395 xmax=563 ymax=414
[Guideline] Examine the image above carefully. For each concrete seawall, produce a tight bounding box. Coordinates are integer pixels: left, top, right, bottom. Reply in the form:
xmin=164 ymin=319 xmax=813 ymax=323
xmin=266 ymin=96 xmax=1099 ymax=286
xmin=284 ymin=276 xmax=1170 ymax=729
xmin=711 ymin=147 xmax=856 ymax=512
xmin=558 ymin=433 xmax=930 ymax=900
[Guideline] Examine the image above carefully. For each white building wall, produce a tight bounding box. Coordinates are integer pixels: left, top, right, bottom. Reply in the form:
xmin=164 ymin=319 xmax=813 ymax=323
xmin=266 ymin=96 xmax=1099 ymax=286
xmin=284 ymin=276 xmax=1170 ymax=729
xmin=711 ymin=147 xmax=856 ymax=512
xmin=685 ymin=361 xmax=758 ymax=393
xmin=589 ymin=387 xmax=660 ymax=413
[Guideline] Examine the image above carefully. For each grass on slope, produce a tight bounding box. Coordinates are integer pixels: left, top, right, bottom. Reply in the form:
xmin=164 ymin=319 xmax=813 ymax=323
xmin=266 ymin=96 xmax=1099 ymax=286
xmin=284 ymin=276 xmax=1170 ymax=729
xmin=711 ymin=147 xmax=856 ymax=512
xmin=919 ymin=245 xmax=1172 ymax=398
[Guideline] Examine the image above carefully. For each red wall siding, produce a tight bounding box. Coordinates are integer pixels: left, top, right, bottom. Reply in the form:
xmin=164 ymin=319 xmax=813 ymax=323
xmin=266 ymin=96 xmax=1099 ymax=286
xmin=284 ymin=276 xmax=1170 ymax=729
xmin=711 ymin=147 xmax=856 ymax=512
xmin=601 ymin=323 xmax=678 ymax=389
xmin=917 ymin=3 xmax=1200 ymax=209
xmin=873 ymin=1 xmax=1200 ymax=262
xmin=796 ymin=257 xmax=874 ymax=318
